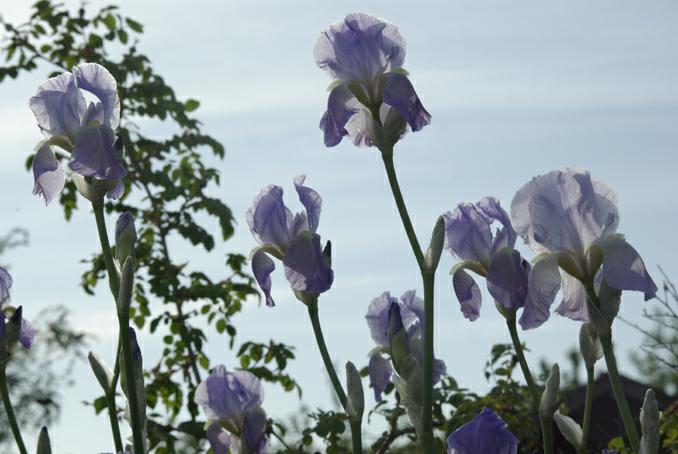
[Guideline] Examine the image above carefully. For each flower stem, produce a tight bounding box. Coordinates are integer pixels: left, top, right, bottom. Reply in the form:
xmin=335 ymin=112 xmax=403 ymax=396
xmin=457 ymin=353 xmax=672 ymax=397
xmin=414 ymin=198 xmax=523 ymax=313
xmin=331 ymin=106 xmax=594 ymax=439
xmin=92 ymin=202 xmax=120 ymax=298
xmin=579 ymin=366 xmax=594 ymax=454
xmin=307 ymin=302 xmax=362 ymax=453
xmin=380 ymin=151 xmax=437 ymax=453
xmin=0 ymin=368 xmax=27 ymax=454
xmin=118 ymin=314 xmax=146 ymax=453
xmin=105 ymin=387 xmax=124 ymax=454
xmin=600 ymin=333 xmax=641 ymax=451
xmin=540 ymin=414 xmax=554 ymax=454
xmin=505 ymin=318 xmax=540 ymax=406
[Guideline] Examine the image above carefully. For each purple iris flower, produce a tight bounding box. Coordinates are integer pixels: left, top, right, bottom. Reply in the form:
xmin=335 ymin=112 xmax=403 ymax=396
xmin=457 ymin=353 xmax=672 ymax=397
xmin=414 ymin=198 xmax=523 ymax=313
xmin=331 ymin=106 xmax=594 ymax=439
xmin=511 ymin=169 xmax=657 ymax=329
xmin=443 ymin=197 xmax=536 ymax=326
xmin=0 ymin=310 xmax=36 ymax=350
xmin=447 ymin=408 xmax=518 ymax=454
xmin=315 ymin=13 xmax=430 ymax=148
xmin=196 ymin=365 xmax=268 ymax=453
xmin=0 ymin=266 xmax=12 ymax=305
xmin=365 ymin=290 xmax=446 ymax=401
xmin=247 ymin=175 xmax=333 ymax=307
xmin=29 ymin=63 xmax=125 ymax=204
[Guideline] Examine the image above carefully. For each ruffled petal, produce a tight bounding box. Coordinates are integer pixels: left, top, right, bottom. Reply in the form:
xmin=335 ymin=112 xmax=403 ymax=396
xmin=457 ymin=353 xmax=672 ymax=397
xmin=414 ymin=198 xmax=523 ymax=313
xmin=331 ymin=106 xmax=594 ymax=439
xmin=73 ymin=63 xmax=121 ymax=129
xmin=206 ymin=423 xmax=231 ymax=454
xmin=252 ymin=249 xmax=276 ymax=307
xmin=246 ymin=185 xmax=292 ymax=248
xmin=447 ymin=408 xmax=519 ymax=454
xmin=452 ymin=268 xmax=482 ymax=321
xmin=32 ymin=143 xmax=66 ymax=205
xmin=368 ymin=353 xmax=393 ymax=402
xmin=242 ymin=407 xmax=268 ymax=453
xmin=106 ymin=181 xmax=125 ymax=200
xmin=293 ymin=175 xmax=322 ymax=232
xmin=519 ymin=254 xmax=562 ymax=330
xmin=319 ymin=83 xmax=360 ymax=147
xmin=365 ymin=291 xmax=398 ymax=348
xmin=282 ymin=233 xmax=333 ymax=295
xmin=382 ymin=72 xmax=431 ymax=132
xmin=399 ymin=289 xmax=425 ymax=327
xmin=477 ymin=197 xmax=517 ymax=253
xmin=20 ymin=317 xmax=37 ymax=349
xmin=554 ymin=273 xmax=589 ymax=322
xmin=314 ymin=13 xmax=405 ymax=83
xmin=443 ymin=204 xmax=493 ymax=263
xmin=0 ymin=266 xmax=11 ymax=304
xmin=487 ymin=249 xmax=529 ymax=311
xmin=29 ymin=71 xmax=85 ymax=140
xmin=69 ymin=124 xmax=126 ymax=179
xmin=596 ymin=236 xmax=657 ymax=300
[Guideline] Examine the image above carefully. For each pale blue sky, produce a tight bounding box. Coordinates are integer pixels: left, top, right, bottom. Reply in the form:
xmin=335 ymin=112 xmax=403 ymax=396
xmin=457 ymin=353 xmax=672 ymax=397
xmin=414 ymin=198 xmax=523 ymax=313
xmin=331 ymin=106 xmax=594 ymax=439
xmin=0 ymin=1 xmax=677 ymax=452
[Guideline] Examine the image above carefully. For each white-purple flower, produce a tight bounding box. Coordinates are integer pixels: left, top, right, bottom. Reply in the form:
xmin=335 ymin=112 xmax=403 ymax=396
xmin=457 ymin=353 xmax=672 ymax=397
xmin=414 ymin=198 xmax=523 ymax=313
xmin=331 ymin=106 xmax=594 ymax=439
xmin=365 ymin=290 xmax=446 ymax=401
xmin=443 ymin=197 xmax=536 ymax=326
xmin=0 ymin=308 xmax=36 ymax=350
xmin=447 ymin=408 xmax=518 ymax=454
xmin=315 ymin=13 xmax=430 ymax=148
xmin=29 ymin=63 xmax=125 ymax=204
xmin=511 ymin=169 xmax=657 ymax=329
xmin=196 ymin=365 xmax=267 ymax=454
xmin=247 ymin=175 xmax=333 ymax=306
xmin=0 ymin=266 xmax=12 ymax=305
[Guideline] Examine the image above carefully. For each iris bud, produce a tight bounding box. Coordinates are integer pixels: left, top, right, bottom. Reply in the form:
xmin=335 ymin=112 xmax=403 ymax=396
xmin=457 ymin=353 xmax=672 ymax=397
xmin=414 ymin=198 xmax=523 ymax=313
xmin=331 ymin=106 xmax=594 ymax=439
xmin=554 ymin=411 xmax=583 ymax=450
xmin=539 ymin=363 xmax=560 ymax=419
xmin=424 ymin=216 xmax=445 ymax=273
xmin=579 ymin=323 xmax=603 ymax=367
xmin=345 ymin=361 xmax=364 ymax=423
xmin=639 ymin=389 xmax=659 ymax=454
xmin=115 ymin=212 xmax=137 ymax=265
xmin=37 ymin=426 xmax=52 ymax=454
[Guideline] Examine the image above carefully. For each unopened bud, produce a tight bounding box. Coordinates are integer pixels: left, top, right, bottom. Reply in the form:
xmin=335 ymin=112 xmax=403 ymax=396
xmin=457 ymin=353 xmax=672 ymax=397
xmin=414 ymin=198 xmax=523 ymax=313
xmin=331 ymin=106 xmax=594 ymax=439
xmin=539 ymin=363 xmax=560 ymax=419
xmin=37 ymin=426 xmax=52 ymax=454
xmin=424 ymin=216 xmax=445 ymax=272
xmin=345 ymin=361 xmax=364 ymax=423
xmin=639 ymin=389 xmax=659 ymax=454
xmin=115 ymin=211 xmax=136 ymax=264
xmin=553 ymin=411 xmax=583 ymax=450
xmin=579 ymin=323 xmax=603 ymax=367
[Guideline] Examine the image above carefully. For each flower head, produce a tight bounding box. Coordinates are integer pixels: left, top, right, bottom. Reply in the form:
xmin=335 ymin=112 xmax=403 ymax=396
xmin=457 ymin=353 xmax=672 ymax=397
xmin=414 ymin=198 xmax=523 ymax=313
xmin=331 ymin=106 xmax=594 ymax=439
xmin=247 ymin=175 xmax=333 ymax=306
xmin=29 ymin=63 xmax=125 ymax=204
xmin=447 ymin=408 xmax=518 ymax=454
xmin=0 ymin=307 xmax=36 ymax=354
xmin=196 ymin=365 xmax=268 ymax=453
xmin=315 ymin=13 xmax=430 ymax=149
xmin=511 ymin=169 xmax=657 ymax=330
xmin=0 ymin=266 xmax=12 ymax=305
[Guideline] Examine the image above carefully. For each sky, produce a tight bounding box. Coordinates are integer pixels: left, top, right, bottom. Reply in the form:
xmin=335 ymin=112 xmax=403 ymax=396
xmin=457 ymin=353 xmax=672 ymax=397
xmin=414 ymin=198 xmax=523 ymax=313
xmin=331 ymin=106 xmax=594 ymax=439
xmin=0 ymin=1 xmax=677 ymax=453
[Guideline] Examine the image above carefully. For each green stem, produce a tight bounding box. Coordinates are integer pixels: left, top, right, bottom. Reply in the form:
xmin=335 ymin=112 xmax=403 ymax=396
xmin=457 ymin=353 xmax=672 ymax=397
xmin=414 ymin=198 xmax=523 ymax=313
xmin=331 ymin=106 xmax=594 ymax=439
xmin=92 ymin=202 xmax=120 ymax=298
xmin=105 ymin=389 xmax=124 ymax=453
xmin=307 ymin=302 xmax=362 ymax=453
xmin=505 ymin=318 xmax=540 ymax=406
xmin=600 ymin=334 xmax=641 ymax=452
xmin=118 ymin=315 xmax=146 ymax=453
xmin=580 ymin=366 xmax=594 ymax=454
xmin=540 ymin=414 xmax=554 ymax=454
xmin=0 ymin=368 xmax=27 ymax=454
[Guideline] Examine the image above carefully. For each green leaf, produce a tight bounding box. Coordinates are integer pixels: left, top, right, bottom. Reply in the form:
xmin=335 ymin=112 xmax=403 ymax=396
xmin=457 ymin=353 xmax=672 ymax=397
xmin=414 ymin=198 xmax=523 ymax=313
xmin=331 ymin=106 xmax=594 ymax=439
xmin=184 ymin=99 xmax=200 ymax=112
xmin=125 ymin=17 xmax=144 ymax=33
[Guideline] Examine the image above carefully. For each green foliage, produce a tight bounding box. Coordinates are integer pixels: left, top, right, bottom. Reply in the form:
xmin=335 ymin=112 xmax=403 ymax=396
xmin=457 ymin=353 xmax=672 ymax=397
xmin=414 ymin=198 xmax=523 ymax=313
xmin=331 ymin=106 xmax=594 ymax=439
xmin=0 ymin=1 xmax=299 ymax=451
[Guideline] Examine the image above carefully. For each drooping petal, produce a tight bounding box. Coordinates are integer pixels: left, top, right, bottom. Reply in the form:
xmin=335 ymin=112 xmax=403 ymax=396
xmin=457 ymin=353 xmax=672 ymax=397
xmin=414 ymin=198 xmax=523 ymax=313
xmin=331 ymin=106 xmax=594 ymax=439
xmin=32 ymin=143 xmax=66 ymax=205
xmin=293 ymin=175 xmax=322 ymax=233
xmin=447 ymin=407 xmax=519 ymax=454
xmin=596 ymin=236 xmax=657 ymax=300
xmin=400 ymin=289 xmax=425 ymax=327
xmin=314 ymin=13 xmax=406 ymax=84
xmin=487 ymin=249 xmax=529 ymax=311
xmin=519 ymin=254 xmax=562 ymax=330
xmin=319 ymin=83 xmax=360 ymax=147
xmin=452 ymin=268 xmax=482 ymax=321
xmin=511 ymin=169 xmax=619 ymax=255
xmin=554 ymin=273 xmax=589 ymax=322
xmin=444 ymin=204 xmax=493 ymax=263
xmin=0 ymin=266 xmax=13 ymax=304
xmin=252 ymin=250 xmax=276 ymax=307
xmin=282 ymin=232 xmax=333 ymax=295
xmin=29 ymin=71 xmax=85 ymax=140
xmin=477 ymin=197 xmax=517 ymax=253
xmin=206 ymin=423 xmax=231 ymax=454
xmin=382 ymin=72 xmax=431 ymax=132
xmin=106 ymin=181 xmax=125 ymax=200
xmin=73 ymin=63 xmax=121 ymax=129
xmin=242 ymin=407 xmax=268 ymax=454
xmin=344 ymin=108 xmax=373 ymax=147
xmin=246 ymin=185 xmax=292 ymax=248
xmin=368 ymin=353 xmax=392 ymax=402
xmin=69 ymin=124 xmax=126 ymax=179
xmin=365 ymin=291 xmax=398 ymax=348
xmin=19 ymin=317 xmax=36 ymax=349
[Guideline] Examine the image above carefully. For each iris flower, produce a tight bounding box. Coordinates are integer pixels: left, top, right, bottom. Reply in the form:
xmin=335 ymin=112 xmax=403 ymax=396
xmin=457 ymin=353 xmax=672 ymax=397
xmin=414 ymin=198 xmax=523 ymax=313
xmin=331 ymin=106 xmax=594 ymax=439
xmin=511 ymin=169 xmax=657 ymax=329
xmin=0 ymin=309 xmax=36 ymax=350
xmin=29 ymin=63 xmax=125 ymax=204
xmin=315 ymin=13 xmax=430 ymax=149
xmin=365 ymin=290 xmax=446 ymax=401
xmin=196 ymin=365 xmax=268 ymax=454
xmin=0 ymin=266 xmax=12 ymax=305
xmin=447 ymin=408 xmax=518 ymax=454
xmin=247 ymin=175 xmax=332 ymax=307
xmin=444 ymin=197 xmax=540 ymax=328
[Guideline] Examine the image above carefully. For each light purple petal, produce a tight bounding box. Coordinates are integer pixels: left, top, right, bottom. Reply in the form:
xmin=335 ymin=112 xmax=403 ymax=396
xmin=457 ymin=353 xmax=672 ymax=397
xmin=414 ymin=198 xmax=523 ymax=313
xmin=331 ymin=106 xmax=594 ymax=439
xmin=511 ymin=169 xmax=619 ymax=255
xmin=32 ymin=144 xmax=66 ymax=205
xmin=106 ymin=181 xmax=125 ymax=200
xmin=282 ymin=233 xmax=333 ymax=295
xmin=29 ymin=71 xmax=85 ymax=140
xmin=69 ymin=124 xmax=126 ymax=179
xmin=314 ymin=13 xmax=405 ymax=84
xmin=597 ymin=236 xmax=657 ymax=300
xmin=400 ymin=289 xmax=425 ymax=327
xmin=487 ymin=249 xmax=529 ymax=311
xmin=19 ymin=318 xmax=36 ymax=349
xmin=382 ymin=72 xmax=431 ymax=132
xmin=246 ymin=185 xmax=292 ymax=248
xmin=447 ymin=407 xmax=518 ymax=454
xmin=242 ymin=407 xmax=268 ymax=453
xmin=368 ymin=354 xmax=393 ymax=402
xmin=206 ymin=423 xmax=231 ymax=454
xmin=477 ymin=197 xmax=517 ymax=253
xmin=444 ymin=204 xmax=493 ymax=263
xmin=293 ymin=175 xmax=322 ymax=233
xmin=452 ymin=268 xmax=482 ymax=321
xmin=73 ymin=63 xmax=120 ymax=130
xmin=252 ymin=250 xmax=275 ymax=307
xmin=344 ymin=108 xmax=374 ymax=147
xmin=519 ymin=254 xmax=562 ymax=330
xmin=365 ymin=291 xmax=398 ymax=348
xmin=319 ymin=83 xmax=360 ymax=147
xmin=0 ymin=266 xmax=13 ymax=304
xmin=554 ymin=273 xmax=589 ymax=322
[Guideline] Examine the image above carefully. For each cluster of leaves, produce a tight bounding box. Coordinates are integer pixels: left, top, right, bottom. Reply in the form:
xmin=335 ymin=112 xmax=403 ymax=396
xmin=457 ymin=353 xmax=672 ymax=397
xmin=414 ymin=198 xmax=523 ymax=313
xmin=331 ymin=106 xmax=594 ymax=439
xmin=0 ymin=1 xmax=299 ymax=451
